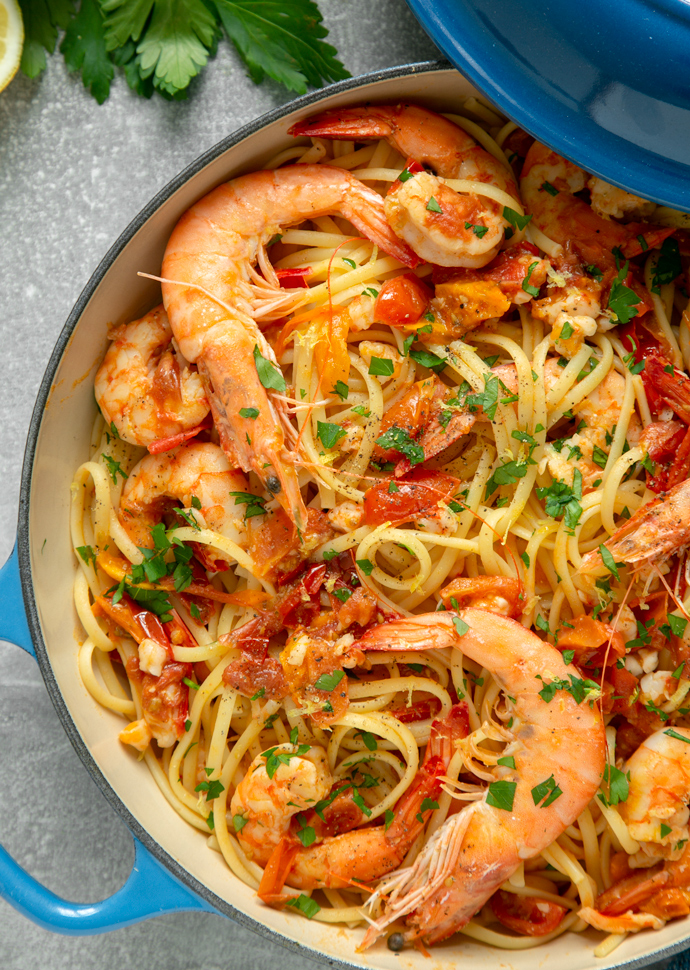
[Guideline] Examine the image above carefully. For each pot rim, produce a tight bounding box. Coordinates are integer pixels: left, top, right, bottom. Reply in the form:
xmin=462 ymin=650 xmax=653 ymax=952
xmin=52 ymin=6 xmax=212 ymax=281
xmin=14 ymin=58 xmax=687 ymax=970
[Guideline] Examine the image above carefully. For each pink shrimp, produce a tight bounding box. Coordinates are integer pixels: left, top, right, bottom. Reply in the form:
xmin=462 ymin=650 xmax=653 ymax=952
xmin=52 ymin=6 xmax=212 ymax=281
xmin=352 ymin=608 xmax=606 ymax=948
xmin=161 ymin=165 xmax=419 ymax=531
xmin=521 ymin=143 xmax=674 ymax=270
xmin=289 ymin=104 xmax=519 ymax=268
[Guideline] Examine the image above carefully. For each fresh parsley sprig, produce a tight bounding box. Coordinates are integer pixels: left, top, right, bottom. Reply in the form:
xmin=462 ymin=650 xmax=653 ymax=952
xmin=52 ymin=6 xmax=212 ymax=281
xmin=19 ymin=0 xmax=349 ymax=103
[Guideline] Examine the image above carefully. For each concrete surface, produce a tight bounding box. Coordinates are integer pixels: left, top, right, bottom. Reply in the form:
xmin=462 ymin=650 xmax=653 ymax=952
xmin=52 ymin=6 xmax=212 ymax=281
xmin=0 ymin=2 xmax=684 ymax=968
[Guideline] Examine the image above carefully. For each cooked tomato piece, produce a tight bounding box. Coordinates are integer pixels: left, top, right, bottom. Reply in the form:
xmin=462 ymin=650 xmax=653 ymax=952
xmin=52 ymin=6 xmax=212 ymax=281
xmin=374 ymin=274 xmax=432 ymax=328
xmin=491 ymin=890 xmax=567 ymax=936
xmin=363 ymin=468 xmax=460 ymax=525
xmin=556 ymin=614 xmax=625 ymax=670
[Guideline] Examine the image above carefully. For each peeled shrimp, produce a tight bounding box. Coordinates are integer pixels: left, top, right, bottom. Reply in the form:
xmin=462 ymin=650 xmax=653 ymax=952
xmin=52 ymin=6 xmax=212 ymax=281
xmin=579 ymin=730 xmax=690 ymax=932
xmin=620 ymin=727 xmax=690 ymax=864
xmin=521 ymin=143 xmax=672 ymax=268
xmin=354 ymin=608 xmax=606 ymax=947
xmin=119 ymin=442 xmax=248 ymax=568
xmin=289 ymin=104 xmax=519 ymax=267
xmin=579 ymin=478 xmax=690 ymax=577
xmin=161 ymin=165 xmax=417 ymax=530
xmin=94 ymin=305 xmax=209 ymax=449
xmin=231 ymin=743 xmax=332 ymax=866
xmin=235 ymin=707 xmax=467 ymax=895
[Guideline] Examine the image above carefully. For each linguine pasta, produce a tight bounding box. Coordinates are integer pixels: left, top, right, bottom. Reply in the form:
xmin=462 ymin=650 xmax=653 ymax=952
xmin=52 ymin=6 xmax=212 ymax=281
xmin=71 ymin=97 xmax=690 ymax=956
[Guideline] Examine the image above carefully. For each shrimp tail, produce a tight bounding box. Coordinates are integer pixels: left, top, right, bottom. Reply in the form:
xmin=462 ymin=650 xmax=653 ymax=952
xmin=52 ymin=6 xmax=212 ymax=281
xmin=360 ymin=810 xmax=475 ymax=950
xmin=353 ymin=611 xmax=457 ymax=652
xmin=334 ymin=174 xmax=422 ymax=268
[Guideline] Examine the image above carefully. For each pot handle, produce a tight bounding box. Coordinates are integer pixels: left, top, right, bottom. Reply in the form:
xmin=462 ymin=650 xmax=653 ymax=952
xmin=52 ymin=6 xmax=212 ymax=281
xmin=0 ymin=544 xmax=34 ymax=656
xmin=0 ymin=837 xmax=217 ymax=934
xmin=0 ymin=544 xmax=218 ymax=931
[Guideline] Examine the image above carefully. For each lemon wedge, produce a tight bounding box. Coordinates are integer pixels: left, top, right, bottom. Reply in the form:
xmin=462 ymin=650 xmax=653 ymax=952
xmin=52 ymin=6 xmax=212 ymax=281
xmin=0 ymin=0 xmax=23 ymax=93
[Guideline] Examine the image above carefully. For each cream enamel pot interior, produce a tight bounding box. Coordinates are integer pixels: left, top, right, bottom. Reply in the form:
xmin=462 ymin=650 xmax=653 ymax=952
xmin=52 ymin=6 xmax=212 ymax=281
xmin=0 ymin=61 xmax=688 ymax=970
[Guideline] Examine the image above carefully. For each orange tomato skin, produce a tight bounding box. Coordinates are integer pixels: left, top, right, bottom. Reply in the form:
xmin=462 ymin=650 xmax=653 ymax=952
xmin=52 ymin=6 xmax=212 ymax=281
xmin=374 ymin=274 xmax=432 ymax=328
xmin=363 ymin=469 xmax=460 ymax=526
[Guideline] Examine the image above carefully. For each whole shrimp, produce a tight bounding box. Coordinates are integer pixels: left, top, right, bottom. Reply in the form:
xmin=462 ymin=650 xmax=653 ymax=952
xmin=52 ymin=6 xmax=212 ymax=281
xmin=119 ymin=441 xmax=249 ymax=569
xmin=94 ymin=304 xmax=209 ymax=449
xmin=231 ymin=707 xmax=468 ymax=893
xmin=161 ymin=164 xmax=418 ymax=531
xmin=579 ymin=727 xmax=690 ymax=933
xmin=579 ymin=478 xmax=690 ymax=578
xmin=289 ymin=104 xmax=519 ymax=268
xmin=521 ymin=143 xmax=674 ymax=270
xmin=352 ymin=607 xmax=606 ymax=948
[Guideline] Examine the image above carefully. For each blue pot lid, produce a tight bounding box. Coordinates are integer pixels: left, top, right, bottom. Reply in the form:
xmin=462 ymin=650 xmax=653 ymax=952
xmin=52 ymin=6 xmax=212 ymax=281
xmin=405 ymin=0 xmax=690 ymax=210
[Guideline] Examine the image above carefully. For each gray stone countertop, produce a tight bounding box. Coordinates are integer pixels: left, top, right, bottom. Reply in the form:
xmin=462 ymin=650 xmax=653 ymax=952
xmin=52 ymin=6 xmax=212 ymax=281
xmin=0 ymin=4 xmax=681 ymax=968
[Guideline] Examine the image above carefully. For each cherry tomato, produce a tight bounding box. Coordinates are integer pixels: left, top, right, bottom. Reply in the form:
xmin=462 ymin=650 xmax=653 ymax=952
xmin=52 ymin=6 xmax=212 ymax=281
xmin=363 ymin=469 xmax=460 ymax=526
xmin=374 ymin=274 xmax=432 ymax=327
xmin=491 ymin=890 xmax=567 ymax=936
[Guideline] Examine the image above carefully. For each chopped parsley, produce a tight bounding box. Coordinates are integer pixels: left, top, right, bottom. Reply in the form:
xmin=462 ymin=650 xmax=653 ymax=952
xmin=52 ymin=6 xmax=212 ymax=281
xmin=598 ymin=763 xmax=630 ymax=806
xmin=313 ymin=670 xmax=345 ymax=692
xmin=375 ymin=426 xmax=424 ymax=466
xmin=317 ymin=421 xmax=347 ymax=450
xmin=239 ymin=407 xmax=259 ymax=419
xmin=230 ymin=490 xmax=268 ymax=520
xmin=332 ymin=381 xmax=349 ymax=400
xmin=465 ymin=221 xmax=489 ymax=238
xmin=608 ymin=261 xmax=639 ymax=324
xmin=497 ymin=755 xmax=516 ymax=769
xmin=426 ymin=196 xmax=443 ymax=213
xmin=531 ymin=775 xmax=563 ymax=807
xmin=486 ymin=779 xmax=517 ymax=811
xmin=285 ymin=895 xmax=320 ymax=919
xmin=369 ymin=356 xmax=395 ymax=377
xmin=536 ymin=471 xmax=583 ymax=531
xmin=195 ymin=779 xmax=225 ymax=800
xmin=77 ymin=544 xmax=97 ymax=568
xmin=651 ymin=237 xmax=682 ymax=294
xmin=253 ymin=344 xmax=287 ymax=393
xmin=409 ymin=348 xmax=447 ymax=373
xmin=521 ymin=261 xmax=541 ymax=298
xmin=263 ymin=744 xmax=311 ymax=779
xmin=503 ymin=206 xmax=532 ymax=232
xmin=101 ymin=453 xmax=128 ymax=484
xmin=356 ymin=558 xmax=374 ymax=576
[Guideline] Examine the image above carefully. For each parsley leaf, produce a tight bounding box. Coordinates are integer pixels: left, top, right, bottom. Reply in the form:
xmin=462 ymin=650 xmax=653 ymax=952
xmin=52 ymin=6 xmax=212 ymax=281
xmin=375 ymin=426 xmax=424 ymax=466
xmin=369 ymin=356 xmax=395 ymax=377
xmin=356 ymin=558 xmax=374 ymax=576
xmin=608 ymin=261 xmax=639 ymax=324
xmin=332 ymin=380 xmax=349 ymax=400
xmin=465 ymin=221 xmax=489 ymax=238
xmin=239 ymin=407 xmax=259 ymax=419
xmin=285 ymin=894 xmax=320 ymax=919
xmin=521 ymin=260 xmax=541 ymax=298
xmin=317 ymin=421 xmax=346 ymax=450
xmin=467 ymin=375 xmax=499 ymax=421
xmin=426 ymin=196 xmax=442 ymax=213
xmin=409 ymin=348 xmax=447 ymax=373
xmin=536 ymin=473 xmax=583 ymax=531
xmin=486 ymin=779 xmax=516 ymax=811
xmin=503 ymin=206 xmax=532 ymax=232
xmin=598 ymin=764 xmax=630 ymax=807
xmin=486 ymin=458 xmax=528 ymax=498
xmin=664 ymin=729 xmax=690 ymax=744
xmin=77 ymin=544 xmax=97 ymax=568
xmin=599 ymin=543 xmax=622 ymax=581
xmin=101 ymin=453 xmax=128 ymax=484
xmin=195 ymin=779 xmax=225 ymax=800
xmin=651 ymin=237 xmax=682 ymax=294
xmin=313 ymin=670 xmax=344 ymax=692
xmin=230 ymin=489 xmax=267 ymax=520
xmin=531 ymin=775 xmax=562 ymax=807
xmin=252 ymin=344 xmax=287 ymax=392
xmin=452 ymin=615 xmax=469 ymax=637
xmin=60 ymin=0 xmax=114 ymax=102
xmin=497 ymin=755 xmax=516 ymax=769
